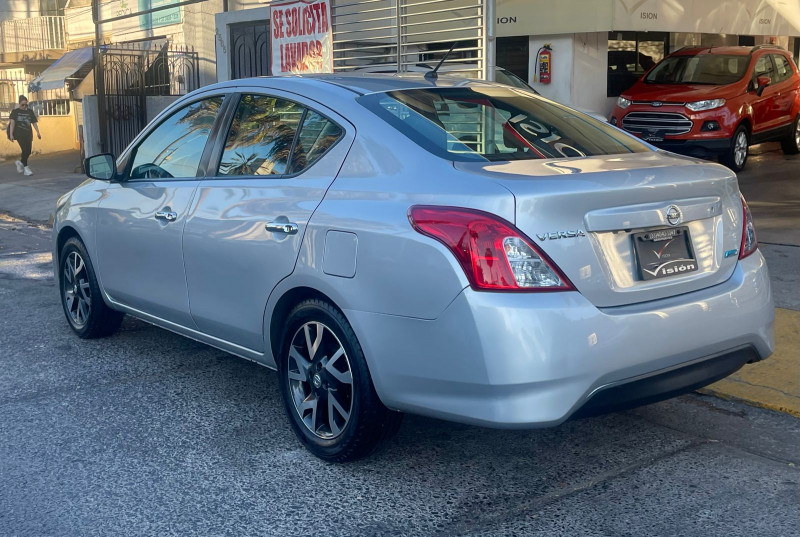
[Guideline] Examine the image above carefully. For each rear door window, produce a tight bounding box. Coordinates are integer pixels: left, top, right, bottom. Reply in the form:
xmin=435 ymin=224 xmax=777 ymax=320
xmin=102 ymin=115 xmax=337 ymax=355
xmin=217 ymin=95 xmax=304 ymax=176
xmin=288 ymin=110 xmax=343 ymax=174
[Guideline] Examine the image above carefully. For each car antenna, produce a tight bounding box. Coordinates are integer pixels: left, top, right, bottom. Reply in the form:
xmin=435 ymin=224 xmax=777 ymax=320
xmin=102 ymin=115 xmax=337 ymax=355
xmin=425 ymin=42 xmax=457 ymax=81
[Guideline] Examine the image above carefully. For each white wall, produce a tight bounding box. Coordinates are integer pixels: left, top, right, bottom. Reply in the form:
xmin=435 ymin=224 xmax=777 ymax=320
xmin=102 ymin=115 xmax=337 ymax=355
xmin=527 ymin=32 xmax=613 ymax=118
xmin=528 ymin=35 xmax=573 ymax=105
xmin=214 ymin=7 xmax=269 ymax=83
xmin=572 ymin=32 xmax=612 ymax=117
xmin=0 ymin=0 xmax=37 ymax=24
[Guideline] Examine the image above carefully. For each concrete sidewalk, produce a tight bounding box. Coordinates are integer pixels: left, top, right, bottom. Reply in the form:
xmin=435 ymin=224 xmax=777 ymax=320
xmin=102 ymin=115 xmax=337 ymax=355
xmin=0 ymin=150 xmax=86 ymax=225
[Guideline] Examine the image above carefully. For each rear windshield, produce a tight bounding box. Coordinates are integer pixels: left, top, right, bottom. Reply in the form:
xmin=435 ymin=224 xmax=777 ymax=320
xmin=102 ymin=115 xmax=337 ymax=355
xmin=645 ymin=54 xmax=749 ymax=85
xmin=357 ymin=87 xmax=649 ymax=162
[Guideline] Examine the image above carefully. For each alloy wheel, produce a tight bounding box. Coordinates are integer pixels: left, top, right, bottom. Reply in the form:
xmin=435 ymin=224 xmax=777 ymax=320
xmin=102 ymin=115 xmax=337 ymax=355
xmin=734 ymin=131 xmax=748 ymax=167
xmin=287 ymin=321 xmax=354 ymax=439
xmin=63 ymin=251 xmax=91 ymax=328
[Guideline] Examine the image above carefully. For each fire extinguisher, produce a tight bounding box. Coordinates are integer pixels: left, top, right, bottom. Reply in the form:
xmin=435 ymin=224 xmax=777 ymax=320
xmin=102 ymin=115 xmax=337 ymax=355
xmin=536 ymin=44 xmax=552 ymax=84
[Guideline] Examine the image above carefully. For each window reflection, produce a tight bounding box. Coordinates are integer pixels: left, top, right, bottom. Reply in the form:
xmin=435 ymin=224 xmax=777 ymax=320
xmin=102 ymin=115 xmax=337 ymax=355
xmin=130 ymin=97 xmax=222 ymax=180
xmin=218 ymin=95 xmax=303 ymax=176
xmin=288 ymin=110 xmax=343 ymax=174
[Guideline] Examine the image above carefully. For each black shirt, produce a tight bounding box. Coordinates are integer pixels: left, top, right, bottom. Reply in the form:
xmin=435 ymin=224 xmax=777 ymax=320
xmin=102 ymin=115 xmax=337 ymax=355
xmin=10 ymin=108 xmax=37 ymax=135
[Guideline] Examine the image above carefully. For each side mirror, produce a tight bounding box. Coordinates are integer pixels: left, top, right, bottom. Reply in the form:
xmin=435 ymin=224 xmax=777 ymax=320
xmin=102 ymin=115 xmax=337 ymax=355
xmin=756 ymin=76 xmax=771 ymax=96
xmin=85 ymin=153 xmax=116 ymax=181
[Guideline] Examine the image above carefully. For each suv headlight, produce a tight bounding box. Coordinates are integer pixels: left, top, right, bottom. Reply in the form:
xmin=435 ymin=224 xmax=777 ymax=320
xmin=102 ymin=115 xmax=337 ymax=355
xmin=686 ymin=99 xmax=726 ymax=112
xmin=617 ymin=96 xmax=631 ymax=109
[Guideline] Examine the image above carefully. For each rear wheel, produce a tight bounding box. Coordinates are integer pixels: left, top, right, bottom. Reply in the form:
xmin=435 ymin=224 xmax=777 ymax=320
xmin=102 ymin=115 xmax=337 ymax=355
xmin=780 ymin=115 xmax=800 ymax=155
xmin=277 ymin=299 xmax=402 ymax=462
xmin=59 ymin=237 xmax=123 ymax=338
xmin=720 ymin=125 xmax=750 ymax=172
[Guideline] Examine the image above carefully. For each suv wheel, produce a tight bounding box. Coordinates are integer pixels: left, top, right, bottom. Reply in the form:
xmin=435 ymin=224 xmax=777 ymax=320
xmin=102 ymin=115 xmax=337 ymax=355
xmin=59 ymin=237 xmax=124 ymax=338
xmin=781 ymin=115 xmax=800 ymax=155
xmin=721 ymin=126 xmax=750 ymax=172
xmin=277 ymin=299 xmax=402 ymax=462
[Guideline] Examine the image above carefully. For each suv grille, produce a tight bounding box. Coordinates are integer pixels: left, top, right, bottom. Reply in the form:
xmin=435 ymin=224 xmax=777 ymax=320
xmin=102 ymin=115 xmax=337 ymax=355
xmin=621 ymin=112 xmax=693 ymax=136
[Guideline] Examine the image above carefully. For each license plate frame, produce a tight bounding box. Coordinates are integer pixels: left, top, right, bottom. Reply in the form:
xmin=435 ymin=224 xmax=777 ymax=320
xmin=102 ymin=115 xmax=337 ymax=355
xmin=633 ymin=227 xmax=698 ymax=281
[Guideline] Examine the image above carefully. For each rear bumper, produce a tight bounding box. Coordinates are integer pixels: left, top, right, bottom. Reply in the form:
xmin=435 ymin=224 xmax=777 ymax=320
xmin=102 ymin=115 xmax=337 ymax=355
xmin=347 ymin=251 xmax=774 ymax=428
xmin=572 ymin=345 xmax=759 ymax=418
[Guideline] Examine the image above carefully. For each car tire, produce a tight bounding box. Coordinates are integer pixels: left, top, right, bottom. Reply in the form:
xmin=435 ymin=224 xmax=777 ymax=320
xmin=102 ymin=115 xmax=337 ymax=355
xmin=278 ymin=299 xmax=402 ymax=462
xmin=780 ymin=115 xmax=800 ymax=155
xmin=59 ymin=237 xmax=124 ymax=338
xmin=720 ymin=125 xmax=750 ymax=172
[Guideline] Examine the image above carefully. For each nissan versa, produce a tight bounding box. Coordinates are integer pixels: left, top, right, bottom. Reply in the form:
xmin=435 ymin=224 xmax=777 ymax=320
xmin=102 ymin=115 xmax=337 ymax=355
xmin=55 ymin=74 xmax=774 ymax=461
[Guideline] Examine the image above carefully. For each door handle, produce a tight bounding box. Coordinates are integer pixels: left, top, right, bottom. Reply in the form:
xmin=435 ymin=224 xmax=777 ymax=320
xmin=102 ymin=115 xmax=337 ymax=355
xmin=155 ymin=210 xmax=178 ymax=222
xmin=265 ymin=221 xmax=299 ymax=234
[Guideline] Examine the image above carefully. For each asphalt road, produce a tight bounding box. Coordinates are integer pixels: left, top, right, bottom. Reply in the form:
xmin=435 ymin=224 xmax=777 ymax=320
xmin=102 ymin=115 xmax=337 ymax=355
xmin=0 ymin=215 xmax=798 ymax=537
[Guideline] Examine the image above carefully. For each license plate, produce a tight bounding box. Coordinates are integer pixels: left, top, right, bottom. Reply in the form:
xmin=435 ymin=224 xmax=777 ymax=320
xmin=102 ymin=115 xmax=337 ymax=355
xmin=633 ymin=227 xmax=698 ymax=281
xmin=642 ymin=130 xmax=664 ymax=142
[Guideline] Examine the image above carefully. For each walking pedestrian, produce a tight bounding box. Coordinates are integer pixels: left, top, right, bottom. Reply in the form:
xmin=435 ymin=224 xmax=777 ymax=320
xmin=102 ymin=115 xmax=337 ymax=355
xmin=9 ymin=96 xmax=41 ymax=176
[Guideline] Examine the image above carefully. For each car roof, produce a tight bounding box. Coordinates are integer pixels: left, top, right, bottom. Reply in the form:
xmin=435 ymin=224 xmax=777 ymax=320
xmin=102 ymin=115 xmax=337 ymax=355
xmin=213 ymin=72 xmax=499 ymax=95
xmin=671 ymin=46 xmax=783 ymax=57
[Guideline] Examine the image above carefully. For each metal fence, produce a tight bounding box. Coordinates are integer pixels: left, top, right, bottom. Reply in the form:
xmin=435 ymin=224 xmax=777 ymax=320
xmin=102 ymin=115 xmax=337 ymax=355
xmin=0 ymin=16 xmax=66 ymax=54
xmin=99 ymin=41 xmax=201 ymax=156
xmin=331 ymin=0 xmax=487 ymax=78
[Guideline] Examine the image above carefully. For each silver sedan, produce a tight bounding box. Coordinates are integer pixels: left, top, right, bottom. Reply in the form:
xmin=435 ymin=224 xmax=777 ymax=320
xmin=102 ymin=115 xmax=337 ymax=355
xmin=56 ymin=74 xmax=774 ymax=461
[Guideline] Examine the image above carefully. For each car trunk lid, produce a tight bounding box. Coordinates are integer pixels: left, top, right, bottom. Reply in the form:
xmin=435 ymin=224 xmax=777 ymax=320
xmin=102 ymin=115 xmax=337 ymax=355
xmin=455 ymin=152 xmax=743 ymax=307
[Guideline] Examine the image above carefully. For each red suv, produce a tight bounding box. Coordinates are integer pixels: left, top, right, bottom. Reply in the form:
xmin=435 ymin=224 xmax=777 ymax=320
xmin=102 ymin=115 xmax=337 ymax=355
xmin=610 ymin=45 xmax=800 ymax=171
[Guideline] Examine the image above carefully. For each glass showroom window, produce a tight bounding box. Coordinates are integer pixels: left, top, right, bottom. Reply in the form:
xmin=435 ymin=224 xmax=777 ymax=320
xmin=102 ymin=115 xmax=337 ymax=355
xmin=607 ymin=31 xmax=669 ymax=97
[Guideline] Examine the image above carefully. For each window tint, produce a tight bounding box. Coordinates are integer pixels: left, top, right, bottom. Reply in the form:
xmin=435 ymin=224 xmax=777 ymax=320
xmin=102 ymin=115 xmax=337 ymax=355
xmin=772 ymin=55 xmax=793 ymax=82
xmin=288 ymin=110 xmax=343 ymax=174
xmin=130 ymin=97 xmax=222 ymax=179
xmin=359 ymin=87 xmax=649 ymax=162
xmin=754 ymin=55 xmax=776 ymax=81
xmin=218 ymin=95 xmax=303 ymax=176
xmin=645 ymin=54 xmax=749 ymax=85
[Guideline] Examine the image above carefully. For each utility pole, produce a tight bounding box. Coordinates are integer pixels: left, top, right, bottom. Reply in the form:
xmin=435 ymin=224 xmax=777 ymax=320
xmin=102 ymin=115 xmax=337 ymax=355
xmin=485 ymin=0 xmax=496 ymax=81
xmin=92 ymin=0 xmax=107 ymax=153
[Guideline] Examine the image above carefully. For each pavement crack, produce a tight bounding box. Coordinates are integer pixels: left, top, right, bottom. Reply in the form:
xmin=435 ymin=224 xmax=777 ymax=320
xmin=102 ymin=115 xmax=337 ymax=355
xmin=437 ymin=441 xmax=702 ymax=537
xmin=719 ymin=377 xmax=798 ymax=399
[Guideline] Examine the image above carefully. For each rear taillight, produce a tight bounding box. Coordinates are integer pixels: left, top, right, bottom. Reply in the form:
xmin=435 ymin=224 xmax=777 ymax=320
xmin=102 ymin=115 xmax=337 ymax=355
xmin=408 ymin=206 xmax=574 ymax=292
xmin=739 ymin=194 xmax=757 ymax=259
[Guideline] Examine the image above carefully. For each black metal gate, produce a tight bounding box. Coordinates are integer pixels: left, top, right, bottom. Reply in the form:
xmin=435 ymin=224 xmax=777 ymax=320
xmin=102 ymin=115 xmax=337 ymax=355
xmin=229 ymin=21 xmax=270 ymax=79
xmin=99 ymin=42 xmax=200 ymax=156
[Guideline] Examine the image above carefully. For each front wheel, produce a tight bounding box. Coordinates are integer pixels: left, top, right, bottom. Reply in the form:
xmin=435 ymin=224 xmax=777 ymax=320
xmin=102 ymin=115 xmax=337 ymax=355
xmin=59 ymin=237 xmax=123 ymax=338
xmin=780 ymin=115 xmax=800 ymax=155
xmin=277 ymin=299 xmax=402 ymax=462
xmin=720 ymin=126 xmax=750 ymax=172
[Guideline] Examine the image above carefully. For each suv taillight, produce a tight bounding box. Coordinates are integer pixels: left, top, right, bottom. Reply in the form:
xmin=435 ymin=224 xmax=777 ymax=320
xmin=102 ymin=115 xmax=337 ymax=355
xmin=739 ymin=194 xmax=757 ymax=259
xmin=408 ymin=206 xmax=574 ymax=292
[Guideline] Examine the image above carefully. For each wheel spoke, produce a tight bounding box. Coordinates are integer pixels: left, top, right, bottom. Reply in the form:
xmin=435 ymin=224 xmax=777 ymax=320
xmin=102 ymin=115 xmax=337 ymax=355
xmin=65 ymin=293 xmax=74 ymax=311
xmin=329 ymin=389 xmax=350 ymax=424
xmin=78 ymin=300 xmax=89 ymax=323
xmin=73 ymin=254 xmax=84 ymax=277
xmin=79 ymin=281 xmax=91 ymax=300
xmin=304 ymin=322 xmax=323 ymax=360
xmin=324 ymin=347 xmax=352 ymax=385
xmin=289 ymin=346 xmax=311 ymax=381
xmin=298 ymin=396 xmax=318 ymax=431
xmin=327 ymin=393 xmax=341 ymax=436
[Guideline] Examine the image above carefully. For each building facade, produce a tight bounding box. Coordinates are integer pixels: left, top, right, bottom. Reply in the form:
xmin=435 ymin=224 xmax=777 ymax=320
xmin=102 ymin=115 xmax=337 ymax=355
xmin=494 ymin=0 xmax=800 ymax=116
